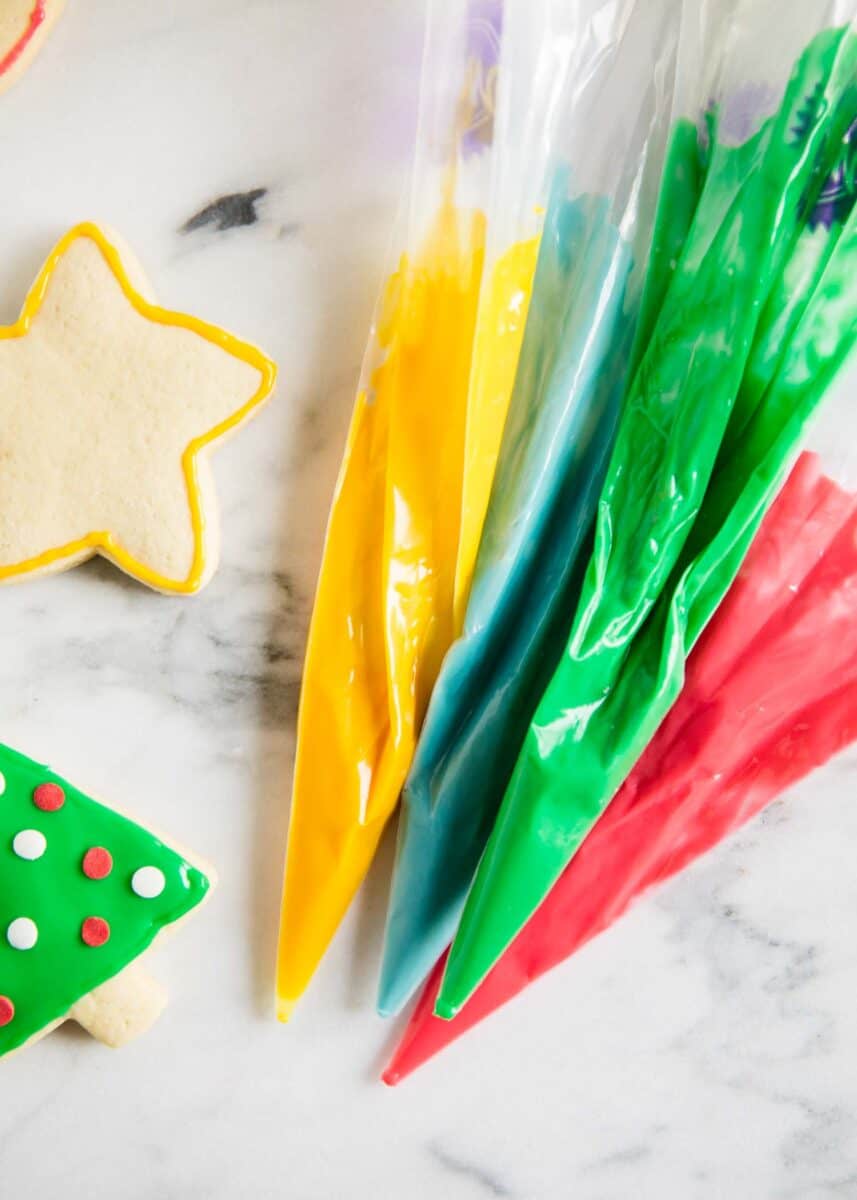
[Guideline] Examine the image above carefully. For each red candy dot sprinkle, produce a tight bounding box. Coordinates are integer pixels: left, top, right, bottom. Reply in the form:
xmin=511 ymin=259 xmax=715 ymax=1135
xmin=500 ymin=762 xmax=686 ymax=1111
xmin=33 ymin=783 xmax=65 ymax=812
xmin=81 ymin=917 xmax=110 ymax=948
xmin=0 ymin=996 xmax=14 ymax=1026
xmin=82 ymin=847 xmax=113 ymax=880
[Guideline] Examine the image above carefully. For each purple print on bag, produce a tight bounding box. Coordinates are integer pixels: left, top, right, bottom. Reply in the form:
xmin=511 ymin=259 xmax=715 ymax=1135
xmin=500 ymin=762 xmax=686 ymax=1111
xmin=459 ymin=0 xmax=502 ymax=155
xmin=810 ymin=117 xmax=857 ymax=231
xmin=711 ymin=81 xmax=780 ymax=147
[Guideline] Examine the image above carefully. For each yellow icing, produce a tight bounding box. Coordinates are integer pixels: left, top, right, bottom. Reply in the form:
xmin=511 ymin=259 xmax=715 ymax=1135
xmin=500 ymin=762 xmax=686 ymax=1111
xmin=0 ymin=222 xmax=277 ymax=594
xmin=452 ymin=236 xmax=540 ymax=630
xmin=276 ymin=195 xmax=488 ymax=1017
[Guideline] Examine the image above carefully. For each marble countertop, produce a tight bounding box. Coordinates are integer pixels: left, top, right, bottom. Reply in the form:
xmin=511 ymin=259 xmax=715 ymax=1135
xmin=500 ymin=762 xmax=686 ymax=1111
xmin=2 ymin=3 xmax=857 ymax=1197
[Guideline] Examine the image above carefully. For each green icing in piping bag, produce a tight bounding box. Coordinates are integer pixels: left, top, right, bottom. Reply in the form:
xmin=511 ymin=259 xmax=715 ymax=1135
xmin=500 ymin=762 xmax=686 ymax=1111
xmin=437 ymin=25 xmax=857 ymax=1018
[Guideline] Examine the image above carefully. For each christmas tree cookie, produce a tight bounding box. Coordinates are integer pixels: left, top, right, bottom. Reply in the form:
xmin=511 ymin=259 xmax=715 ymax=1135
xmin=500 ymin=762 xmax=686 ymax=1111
xmin=0 ymin=743 xmax=213 ymax=1059
xmin=0 ymin=2 xmax=64 ymax=94
xmin=0 ymin=222 xmax=277 ymax=594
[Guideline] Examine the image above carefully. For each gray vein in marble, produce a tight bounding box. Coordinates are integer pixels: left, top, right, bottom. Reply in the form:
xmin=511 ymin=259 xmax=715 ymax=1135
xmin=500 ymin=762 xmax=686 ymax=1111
xmin=290 ymin=364 xmax=368 ymax=466
xmin=181 ymin=188 xmax=269 ymax=234
xmin=7 ymin=559 xmax=309 ymax=733
xmin=428 ymin=1141 xmax=516 ymax=1198
xmin=173 ymin=181 xmax=306 ymax=259
xmin=580 ymin=1142 xmax=652 ymax=1174
xmin=655 ymin=831 xmax=857 ymax=1196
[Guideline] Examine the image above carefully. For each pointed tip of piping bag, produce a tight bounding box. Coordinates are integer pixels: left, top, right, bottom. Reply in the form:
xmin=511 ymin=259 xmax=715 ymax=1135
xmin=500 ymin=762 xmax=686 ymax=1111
xmin=380 ymin=1067 xmax=401 ymax=1087
xmin=432 ymin=998 xmax=458 ymax=1021
xmin=435 ymin=926 xmax=514 ymax=1020
xmin=276 ymin=997 xmax=297 ymax=1024
xmin=390 ymin=942 xmax=541 ymax=1081
xmin=276 ymin=813 xmax=391 ymax=1023
xmin=436 ymin=802 xmax=566 ymax=1019
xmin=376 ymin=950 xmax=432 ymax=1019
xmin=434 ymin=933 xmax=490 ymax=1021
xmin=376 ymin=930 xmax=415 ymax=1016
xmin=376 ymin=799 xmax=473 ymax=1018
xmin=433 ymin=893 xmax=502 ymax=1019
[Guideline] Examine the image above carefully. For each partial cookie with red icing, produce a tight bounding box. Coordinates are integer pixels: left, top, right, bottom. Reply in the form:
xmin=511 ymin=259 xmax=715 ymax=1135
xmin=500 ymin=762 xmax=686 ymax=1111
xmin=0 ymin=743 xmax=214 ymax=1059
xmin=0 ymin=1 xmax=65 ymax=94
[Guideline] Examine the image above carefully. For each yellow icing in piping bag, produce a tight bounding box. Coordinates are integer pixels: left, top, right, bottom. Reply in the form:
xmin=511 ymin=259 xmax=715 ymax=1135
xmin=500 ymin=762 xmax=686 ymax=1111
xmin=276 ymin=193 xmax=487 ymax=1018
xmin=276 ymin=0 xmax=546 ymax=1017
xmin=453 ymin=236 xmax=540 ymax=632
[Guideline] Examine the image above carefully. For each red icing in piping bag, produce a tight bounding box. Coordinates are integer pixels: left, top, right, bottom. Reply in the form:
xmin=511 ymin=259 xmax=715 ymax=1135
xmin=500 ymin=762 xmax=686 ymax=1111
xmin=384 ymin=453 xmax=857 ymax=1084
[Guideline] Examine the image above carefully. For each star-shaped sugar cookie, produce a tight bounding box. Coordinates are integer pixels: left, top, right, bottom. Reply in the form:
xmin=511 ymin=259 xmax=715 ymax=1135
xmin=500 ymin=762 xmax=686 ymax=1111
xmin=0 ymin=1 xmax=64 ymax=93
xmin=0 ymin=223 xmax=276 ymax=594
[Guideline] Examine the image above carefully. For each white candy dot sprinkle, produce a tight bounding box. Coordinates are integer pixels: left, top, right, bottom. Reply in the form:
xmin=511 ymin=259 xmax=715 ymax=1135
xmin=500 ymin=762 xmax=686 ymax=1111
xmin=131 ymin=866 xmax=165 ymax=899
xmin=12 ymin=830 xmax=47 ymax=861
xmin=0 ymin=772 xmax=6 ymax=795
xmin=7 ymin=917 xmax=38 ymax=951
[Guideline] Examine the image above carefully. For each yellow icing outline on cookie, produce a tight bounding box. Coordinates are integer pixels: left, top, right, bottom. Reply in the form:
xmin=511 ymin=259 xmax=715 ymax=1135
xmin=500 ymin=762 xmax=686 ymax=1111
xmin=0 ymin=222 xmax=277 ymax=594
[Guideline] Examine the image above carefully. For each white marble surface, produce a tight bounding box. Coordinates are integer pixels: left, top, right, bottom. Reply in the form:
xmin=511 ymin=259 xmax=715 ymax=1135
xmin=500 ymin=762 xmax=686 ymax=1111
xmin=1 ymin=3 xmax=857 ymax=1197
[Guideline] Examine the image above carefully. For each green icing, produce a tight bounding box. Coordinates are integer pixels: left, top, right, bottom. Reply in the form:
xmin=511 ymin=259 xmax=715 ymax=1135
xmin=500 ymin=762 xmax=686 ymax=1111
xmin=439 ymin=24 xmax=857 ymax=1015
xmin=0 ymin=743 xmax=210 ymax=1057
xmin=628 ymin=118 xmax=707 ymax=381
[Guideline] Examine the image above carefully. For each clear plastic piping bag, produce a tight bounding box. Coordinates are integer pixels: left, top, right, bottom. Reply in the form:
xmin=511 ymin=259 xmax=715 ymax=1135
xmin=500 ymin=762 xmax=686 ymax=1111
xmin=383 ymin=373 xmax=857 ymax=1081
xmin=439 ymin=3 xmax=857 ymax=1018
xmin=378 ymin=0 xmax=698 ymax=1016
xmin=453 ymin=0 xmax=578 ymax=629
xmin=276 ymin=0 xmax=499 ymax=1019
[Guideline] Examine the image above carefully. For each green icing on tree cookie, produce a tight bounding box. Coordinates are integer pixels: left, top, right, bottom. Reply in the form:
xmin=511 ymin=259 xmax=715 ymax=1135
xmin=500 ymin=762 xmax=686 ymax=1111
xmin=0 ymin=742 xmax=210 ymax=1057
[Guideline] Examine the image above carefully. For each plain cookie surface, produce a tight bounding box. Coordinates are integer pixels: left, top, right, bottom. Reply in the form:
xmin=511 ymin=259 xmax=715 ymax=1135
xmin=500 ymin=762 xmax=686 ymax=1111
xmin=0 ymin=223 xmax=276 ymax=593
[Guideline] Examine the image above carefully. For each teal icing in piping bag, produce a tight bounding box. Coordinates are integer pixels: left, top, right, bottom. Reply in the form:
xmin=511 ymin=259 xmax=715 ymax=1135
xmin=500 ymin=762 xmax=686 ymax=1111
xmin=378 ymin=175 xmax=635 ymax=1015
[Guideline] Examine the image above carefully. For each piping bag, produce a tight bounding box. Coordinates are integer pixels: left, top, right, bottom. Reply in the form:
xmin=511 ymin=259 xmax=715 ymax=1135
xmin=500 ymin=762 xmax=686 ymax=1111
xmin=378 ymin=0 xmax=687 ymax=1016
xmin=451 ymin=0 xmax=568 ymax=632
xmin=439 ymin=12 xmax=857 ymax=1017
xmin=275 ymin=0 xmax=498 ymax=1018
xmin=383 ymin=438 xmax=857 ymax=1082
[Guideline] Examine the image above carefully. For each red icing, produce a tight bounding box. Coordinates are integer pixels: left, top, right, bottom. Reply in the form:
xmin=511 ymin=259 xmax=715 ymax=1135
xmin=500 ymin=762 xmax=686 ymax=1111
xmin=0 ymin=2 xmax=46 ymax=78
xmin=33 ymin=782 xmax=65 ymax=812
xmin=81 ymin=917 xmax=110 ymax=948
xmin=385 ymin=454 xmax=857 ymax=1084
xmin=82 ymin=847 xmax=113 ymax=880
xmin=0 ymin=996 xmax=14 ymax=1026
